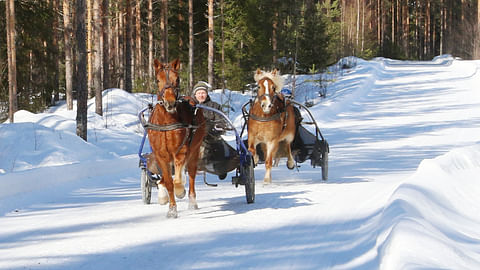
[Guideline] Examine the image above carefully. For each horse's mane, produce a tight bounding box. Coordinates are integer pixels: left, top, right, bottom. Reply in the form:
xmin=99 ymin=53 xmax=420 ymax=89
xmin=254 ymin=69 xmax=285 ymax=91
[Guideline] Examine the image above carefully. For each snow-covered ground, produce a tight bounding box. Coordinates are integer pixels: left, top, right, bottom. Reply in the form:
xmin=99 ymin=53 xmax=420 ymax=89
xmin=1 ymin=55 xmax=480 ymax=269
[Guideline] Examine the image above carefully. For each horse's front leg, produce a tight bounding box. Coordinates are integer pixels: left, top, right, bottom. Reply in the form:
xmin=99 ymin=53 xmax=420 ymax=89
xmin=263 ymin=141 xmax=279 ymax=185
xmin=173 ymin=156 xmax=187 ymax=199
xmin=158 ymin=161 xmax=177 ymax=218
xmin=248 ymin=138 xmax=259 ymax=165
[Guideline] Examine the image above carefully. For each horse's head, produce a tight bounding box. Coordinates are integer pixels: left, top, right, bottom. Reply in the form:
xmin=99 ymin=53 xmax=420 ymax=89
xmin=254 ymin=68 xmax=284 ymax=114
xmin=154 ymin=58 xmax=181 ymax=113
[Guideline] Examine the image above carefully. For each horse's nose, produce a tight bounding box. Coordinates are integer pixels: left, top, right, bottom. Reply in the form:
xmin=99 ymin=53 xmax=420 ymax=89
xmin=164 ymin=101 xmax=176 ymax=113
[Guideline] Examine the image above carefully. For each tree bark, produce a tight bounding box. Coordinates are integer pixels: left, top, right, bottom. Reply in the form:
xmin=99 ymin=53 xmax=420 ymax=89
xmin=188 ymin=0 xmax=194 ymax=91
xmin=102 ymin=0 xmax=110 ymax=90
xmin=125 ymin=0 xmax=133 ymax=92
xmin=63 ymin=0 xmax=74 ymax=110
xmin=76 ymin=0 xmax=88 ymax=141
xmin=93 ymin=0 xmax=102 ymax=115
xmin=272 ymin=1 xmax=278 ymax=65
xmin=135 ymin=0 xmax=142 ymax=79
xmin=477 ymin=0 xmax=480 ymax=58
xmin=160 ymin=0 xmax=167 ymax=62
xmin=208 ymin=0 xmax=214 ymax=87
xmin=6 ymin=0 xmax=18 ymax=123
xmin=87 ymin=0 xmax=94 ymax=97
xmin=148 ymin=0 xmax=154 ymax=79
xmin=52 ymin=0 xmax=60 ymax=104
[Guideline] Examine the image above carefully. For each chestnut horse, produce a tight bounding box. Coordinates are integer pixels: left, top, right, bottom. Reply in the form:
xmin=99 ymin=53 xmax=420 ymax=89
xmin=247 ymin=69 xmax=296 ymax=184
xmin=147 ymin=59 xmax=206 ymax=218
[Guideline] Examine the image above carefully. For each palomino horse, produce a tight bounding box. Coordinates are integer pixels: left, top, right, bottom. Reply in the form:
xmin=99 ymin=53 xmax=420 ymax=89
xmin=147 ymin=59 xmax=206 ymax=218
xmin=247 ymin=69 xmax=296 ymax=184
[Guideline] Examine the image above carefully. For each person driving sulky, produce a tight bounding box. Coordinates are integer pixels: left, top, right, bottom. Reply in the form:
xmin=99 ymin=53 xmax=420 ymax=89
xmin=191 ymin=81 xmax=228 ymax=138
xmin=191 ymin=81 xmax=238 ymax=180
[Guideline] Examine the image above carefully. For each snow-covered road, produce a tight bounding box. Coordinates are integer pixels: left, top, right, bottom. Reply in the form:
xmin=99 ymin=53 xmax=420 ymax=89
xmin=2 ymin=56 xmax=480 ymax=269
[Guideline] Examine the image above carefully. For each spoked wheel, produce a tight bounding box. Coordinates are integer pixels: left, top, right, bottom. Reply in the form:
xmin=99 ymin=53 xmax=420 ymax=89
xmin=141 ymin=168 xmax=152 ymax=204
xmin=242 ymin=154 xmax=255 ymax=204
xmin=321 ymin=149 xmax=328 ymax=181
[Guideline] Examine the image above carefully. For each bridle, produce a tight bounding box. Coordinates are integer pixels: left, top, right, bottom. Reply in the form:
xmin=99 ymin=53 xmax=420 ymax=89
xmin=157 ymin=65 xmax=180 ymax=109
xmin=249 ymin=78 xmax=285 ymax=122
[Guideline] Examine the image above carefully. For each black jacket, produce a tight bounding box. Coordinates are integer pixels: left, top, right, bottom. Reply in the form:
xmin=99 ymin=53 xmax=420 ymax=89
xmin=193 ymin=95 xmax=228 ymax=135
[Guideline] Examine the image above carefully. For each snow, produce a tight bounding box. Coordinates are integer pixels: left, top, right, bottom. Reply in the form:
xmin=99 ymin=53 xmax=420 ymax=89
xmin=2 ymin=55 xmax=480 ymax=269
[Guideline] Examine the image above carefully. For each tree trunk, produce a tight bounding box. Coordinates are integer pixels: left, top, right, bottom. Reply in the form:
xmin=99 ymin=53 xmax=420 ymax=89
xmin=148 ymin=0 xmax=154 ymax=79
xmin=272 ymin=1 xmax=278 ymax=65
xmin=208 ymin=0 xmax=214 ymax=87
xmin=6 ymin=0 xmax=18 ymax=123
xmin=63 ymin=0 xmax=74 ymax=110
xmin=220 ymin=0 xmax=225 ymax=91
xmin=160 ymin=0 xmax=167 ymax=62
xmin=76 ymin=0 xmax=88 ymax=141
xmin=135 ymin=0 xmax=142 ymax=79
xmin=87 ymin=0 xmax=93 ymax=97
xmin=188 ymin=0 xmax=194 ymax=91
xmin=477 ymin=0 xmax=480 ymax=58
xmin=102 ymin=0 xmax=110 ymax=90
xmin=93 ymin=0 xmax=102 ymax=115
xmin=52 ymin=0 xmax=60 ymax=104
xmin=125 ymin=0 xmax=133 ymax=92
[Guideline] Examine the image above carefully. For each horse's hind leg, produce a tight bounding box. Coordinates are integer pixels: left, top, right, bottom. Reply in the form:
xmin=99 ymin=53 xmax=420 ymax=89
xmin=156 ymin=176 xmax=169 ymax=205
xmin=285 ymin=140 xmax=295 ymax=170
xmin=186 ymin=160 xmax=199 ymax=210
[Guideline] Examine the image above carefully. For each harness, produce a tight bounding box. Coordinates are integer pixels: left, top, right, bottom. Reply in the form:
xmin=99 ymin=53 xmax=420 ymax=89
xmin=144 ymin=65 xmax=202 ymax=155
xmin=248 ymin=93 xmax=290 ymax=130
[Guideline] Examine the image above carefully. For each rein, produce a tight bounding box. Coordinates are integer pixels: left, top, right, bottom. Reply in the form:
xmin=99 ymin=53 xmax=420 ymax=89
xmin=140 ymin=102 xmax=201 ymax=155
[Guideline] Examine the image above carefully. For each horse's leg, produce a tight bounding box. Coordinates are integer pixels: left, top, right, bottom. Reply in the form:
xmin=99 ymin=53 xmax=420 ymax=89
xmin=173 ymin=158 xmax=186 ymax=199
xmin=285 ymin=140 xmax=295 ymax=170
xmin=263 ymin=141 xmax=279 ymax=185
xmin=156 ymin=176 xmax=169 ymax=205
xmin=158 ymin=161 xmax=177 ymax=218
xmin=248 ymin=138 xmax=259 ymax=165
xmin=186 ymin=158 xmax=199 ymax=210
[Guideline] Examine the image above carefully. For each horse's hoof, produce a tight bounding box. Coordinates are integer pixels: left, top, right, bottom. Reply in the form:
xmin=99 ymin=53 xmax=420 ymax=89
xmin=263 ymin=180 xmax=272 ymax=186
xmin=157 ymin=185 xmax=169 ymax=205
xmin=188 ymin=202 xmax=199 ymax=210
xmin=174 ymin=187 xmax=186 ymax=199
xmin=167 ymin=205 xmax=178 ymax=218
xmin=287 ymin=161 xmax=295 ymax=170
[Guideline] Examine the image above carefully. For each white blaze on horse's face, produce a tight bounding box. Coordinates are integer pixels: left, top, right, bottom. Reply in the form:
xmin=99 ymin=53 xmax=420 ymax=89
xmin=260 ymin=79 xmax=273 ymax=114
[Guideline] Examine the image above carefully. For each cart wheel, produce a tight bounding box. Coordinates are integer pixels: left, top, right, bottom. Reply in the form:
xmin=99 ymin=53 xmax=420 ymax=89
xmin=243 ymin=154 xmax=255 ymax=203
xmin=321 ymin=150 xmax=328 ymax=181
xmin=141 ymin=169 xmax=152 ymax=204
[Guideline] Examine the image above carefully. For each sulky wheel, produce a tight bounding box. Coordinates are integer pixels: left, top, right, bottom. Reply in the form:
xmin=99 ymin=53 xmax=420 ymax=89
xmin=242 ymin=153 xmax=255 ymax=204
xmin=321 ymin=149 xmax=328 ymax=181
xmin=141 ymin=168 xmax=152 ymax=204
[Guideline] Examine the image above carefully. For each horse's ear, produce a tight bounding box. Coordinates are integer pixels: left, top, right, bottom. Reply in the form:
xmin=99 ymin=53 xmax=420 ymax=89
xmin=272 ymin=68 xmax=279 ymax=76
xmin=254 ymin=68 xmax=263 ymax=82
xmin=171 ymin=58 xmax=181 ymax=71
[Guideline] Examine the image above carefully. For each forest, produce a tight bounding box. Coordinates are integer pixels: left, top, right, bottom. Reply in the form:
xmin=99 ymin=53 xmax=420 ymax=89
xmin=2 ymin=0 xmax=480 ymax=126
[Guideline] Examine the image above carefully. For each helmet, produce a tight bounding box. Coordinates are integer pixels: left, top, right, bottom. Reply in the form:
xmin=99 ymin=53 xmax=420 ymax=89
xmin=281 ymin=88 xmax=292 ymax=97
